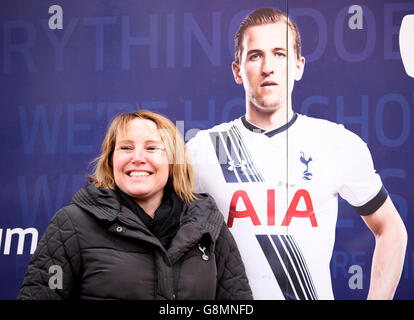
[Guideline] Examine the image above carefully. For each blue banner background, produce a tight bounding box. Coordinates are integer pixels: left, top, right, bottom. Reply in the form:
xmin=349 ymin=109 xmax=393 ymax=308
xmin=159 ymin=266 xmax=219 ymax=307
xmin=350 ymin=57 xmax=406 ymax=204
xmin=0 ymin=0 xmax=413 ymax=299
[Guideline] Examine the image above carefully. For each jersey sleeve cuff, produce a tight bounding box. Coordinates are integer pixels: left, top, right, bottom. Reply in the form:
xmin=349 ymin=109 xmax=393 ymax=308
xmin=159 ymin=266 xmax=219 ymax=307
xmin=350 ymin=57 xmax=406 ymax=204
xmin=351 ymin=185 xmax=389 ymax=216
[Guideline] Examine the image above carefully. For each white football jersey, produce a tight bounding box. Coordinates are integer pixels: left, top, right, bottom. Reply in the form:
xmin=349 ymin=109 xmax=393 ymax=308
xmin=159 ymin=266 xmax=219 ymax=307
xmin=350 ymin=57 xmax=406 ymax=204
xmin=187 ymin=113 xmax=387 ymax=300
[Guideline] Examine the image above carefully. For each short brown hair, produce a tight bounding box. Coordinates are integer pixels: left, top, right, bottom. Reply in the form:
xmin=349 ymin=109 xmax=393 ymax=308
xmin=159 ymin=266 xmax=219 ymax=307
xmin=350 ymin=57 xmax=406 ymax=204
xmin=88 ymin=110 xmax=196 ymax=203
xmin=234 ymin=7 xmax=302 ymax=64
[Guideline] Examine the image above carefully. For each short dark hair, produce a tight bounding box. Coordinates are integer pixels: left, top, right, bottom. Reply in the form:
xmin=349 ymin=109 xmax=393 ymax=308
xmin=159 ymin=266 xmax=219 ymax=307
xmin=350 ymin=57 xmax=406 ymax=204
xmin=234 ymin=8 xmax=302 ymax=64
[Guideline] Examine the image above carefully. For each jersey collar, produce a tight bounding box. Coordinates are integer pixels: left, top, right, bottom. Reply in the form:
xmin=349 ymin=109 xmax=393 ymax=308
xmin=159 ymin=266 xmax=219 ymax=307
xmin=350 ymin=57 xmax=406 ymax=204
xmin=241 ymin=113 xmax=298 ymax=138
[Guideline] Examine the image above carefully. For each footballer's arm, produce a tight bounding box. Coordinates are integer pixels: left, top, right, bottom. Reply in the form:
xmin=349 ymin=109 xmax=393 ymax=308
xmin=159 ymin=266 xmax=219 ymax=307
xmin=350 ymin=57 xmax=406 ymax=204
xmin=362 ymin=196 xmax=407 ymax=300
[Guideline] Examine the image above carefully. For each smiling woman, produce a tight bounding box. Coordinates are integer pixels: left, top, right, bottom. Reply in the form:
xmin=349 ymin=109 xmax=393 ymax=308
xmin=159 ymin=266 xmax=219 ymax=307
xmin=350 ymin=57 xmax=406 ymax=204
xmin=112 ymin=119 xmax=170 ymax=217
xmin=91 ymin=111 xmax=192 ymax=218
xmin=89 ymin=110 xmax=195 ymax=203
xmin=17 ymin=110 xmax=252 ymax=300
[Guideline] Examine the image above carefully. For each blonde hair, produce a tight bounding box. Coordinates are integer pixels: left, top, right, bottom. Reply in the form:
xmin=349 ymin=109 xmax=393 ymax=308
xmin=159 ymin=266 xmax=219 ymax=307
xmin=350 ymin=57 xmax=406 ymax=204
xmin=88 ymin=110 xmax=197 ymax=203
xmin=234 ymin=7 xmax=302 ymax=64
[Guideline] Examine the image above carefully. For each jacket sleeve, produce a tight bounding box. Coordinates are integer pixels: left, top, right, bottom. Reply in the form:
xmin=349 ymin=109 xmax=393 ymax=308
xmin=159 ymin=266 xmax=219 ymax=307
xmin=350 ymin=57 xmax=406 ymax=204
xmin=214 ymin=223 xmax=253 ymax=300
xmin=17 ymin=207 xmax=82 ymax=300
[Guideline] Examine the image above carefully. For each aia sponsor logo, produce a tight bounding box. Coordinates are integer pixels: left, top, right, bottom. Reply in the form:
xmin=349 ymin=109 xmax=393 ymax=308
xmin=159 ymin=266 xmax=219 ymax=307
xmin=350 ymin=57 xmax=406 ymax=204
xmin=227 ymin=189 xmax=318 ymax=228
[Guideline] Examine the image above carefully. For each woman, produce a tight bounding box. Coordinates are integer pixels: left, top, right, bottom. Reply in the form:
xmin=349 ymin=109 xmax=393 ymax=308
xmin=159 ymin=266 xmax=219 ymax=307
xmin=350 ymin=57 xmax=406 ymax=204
xmin=18 ymin=110 xmax=252 ymax=300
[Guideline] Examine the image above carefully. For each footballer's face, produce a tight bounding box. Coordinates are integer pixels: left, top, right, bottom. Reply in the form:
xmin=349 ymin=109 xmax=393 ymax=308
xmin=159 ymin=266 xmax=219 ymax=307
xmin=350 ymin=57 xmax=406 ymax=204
xmin=232 ymin=22 xmax=305 ymax=115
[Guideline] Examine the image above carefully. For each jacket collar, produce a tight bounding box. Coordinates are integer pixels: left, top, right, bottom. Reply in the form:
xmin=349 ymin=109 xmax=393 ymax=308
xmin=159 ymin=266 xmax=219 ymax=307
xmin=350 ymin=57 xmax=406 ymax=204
xmin=72 ymin=182 xmax=120 ymax=222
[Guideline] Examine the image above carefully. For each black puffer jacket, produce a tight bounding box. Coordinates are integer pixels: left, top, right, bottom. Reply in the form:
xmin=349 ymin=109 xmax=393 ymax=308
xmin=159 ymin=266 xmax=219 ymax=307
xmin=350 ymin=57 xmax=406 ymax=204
xmin=17 ymin=183 xmax=252 ymax=300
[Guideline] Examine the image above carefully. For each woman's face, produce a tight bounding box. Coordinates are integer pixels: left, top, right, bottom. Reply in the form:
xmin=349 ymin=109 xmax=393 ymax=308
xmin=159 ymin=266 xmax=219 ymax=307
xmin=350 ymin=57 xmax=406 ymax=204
xmin=112 ymin=118 xmax=169 ymax=206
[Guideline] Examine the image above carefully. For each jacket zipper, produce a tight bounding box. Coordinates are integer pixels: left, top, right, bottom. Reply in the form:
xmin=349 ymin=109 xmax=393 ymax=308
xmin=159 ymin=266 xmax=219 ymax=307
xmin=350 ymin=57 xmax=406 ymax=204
xmin=172 ymin=260 xmax=182 ymax=300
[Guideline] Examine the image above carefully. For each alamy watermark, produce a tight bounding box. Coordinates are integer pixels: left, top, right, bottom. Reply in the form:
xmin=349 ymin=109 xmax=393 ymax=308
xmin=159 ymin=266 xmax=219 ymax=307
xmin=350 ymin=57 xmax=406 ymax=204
xmin=48 ymin=265 xmax=63 ymax=290
xmin=348 ymin=264 xmax=363 ymax=290
xmin=348 ymin=5 xmax=363 ymax=30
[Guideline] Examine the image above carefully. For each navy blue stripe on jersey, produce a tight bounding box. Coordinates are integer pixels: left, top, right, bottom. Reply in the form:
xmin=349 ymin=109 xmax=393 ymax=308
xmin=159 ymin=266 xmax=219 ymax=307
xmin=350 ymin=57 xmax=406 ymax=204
xmin=256 ymin=234 xmax=319 ymax=300
xmin=209 ymin=131 xmax=240 ymax=183
xmin=256 ymin=235 xmax=297 ymax=300
xmin=294 ymin=238 xmax=318 ymax=299
xmin=352 ymin=185 xmax=389 ymax=216
xmin=209 ymin=127 xmax=264 ymax=183
xmin=226 ymin=128 xmax=255 ymax=182
xmin=231 ymin=125 xmax=265 ymax=182
xmin=270 ymin=235 xmax=307 ymax=300
xmin=225 ymin=129 xmax=252 ymax=183
xmin=287 ymin=237 xmax=319 ymax=299
xmin=281 ymin=235 xmax=319 ymax=300
xmin=224 ymin=130 xmax=250 ymax=183
xmin=241 ymin=113 xmax=298 ymax=138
